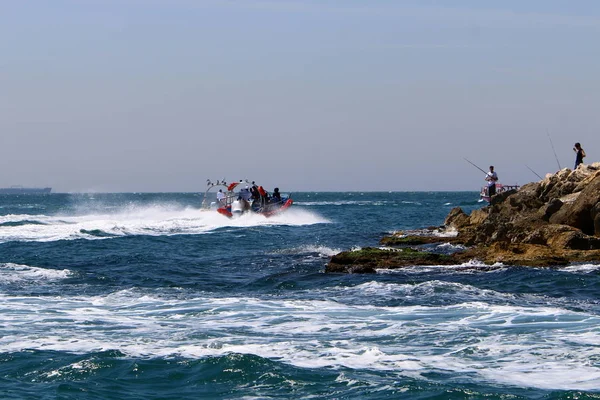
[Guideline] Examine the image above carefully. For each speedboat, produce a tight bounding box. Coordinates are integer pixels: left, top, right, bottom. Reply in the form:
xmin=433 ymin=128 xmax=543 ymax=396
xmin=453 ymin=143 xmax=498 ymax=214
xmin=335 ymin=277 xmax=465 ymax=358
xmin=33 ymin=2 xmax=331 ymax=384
xmin=480 ymin=183 xmax=520 ymax=202
xmin=201 ymin=179 xmax=293 ymax=218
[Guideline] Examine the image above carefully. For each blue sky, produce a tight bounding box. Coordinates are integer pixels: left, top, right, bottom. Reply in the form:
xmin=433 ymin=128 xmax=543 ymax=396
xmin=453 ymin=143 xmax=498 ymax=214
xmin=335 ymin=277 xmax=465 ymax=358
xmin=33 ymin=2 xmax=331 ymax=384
xmin=1 ymin=0 xmax=599 ymax=192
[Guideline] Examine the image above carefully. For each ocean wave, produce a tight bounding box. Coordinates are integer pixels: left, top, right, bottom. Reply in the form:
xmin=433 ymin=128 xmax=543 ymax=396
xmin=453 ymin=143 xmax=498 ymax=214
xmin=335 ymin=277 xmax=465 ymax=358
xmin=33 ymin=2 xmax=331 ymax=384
xmin=561 ymin=263 xmax=600 ymax=274
xmin=0 ymin=213 xmax=49 ymax=224
xmin=0 ymin=205 xmax=329 ymax=243
xmin=1 ymin=289 xmax=599 ymax=390
xmin=0 ymin=263 xmax=72 ymax=283
xmin=432 ymin=242 xmax=466 ymax=251
xmin=324 ymin=279 xmax=509 ymax=300
xmin=273 ymin=245 xmax=342 ymax=257
xmin=0 ymin=220 xmax=48 ymax=227
xmin=373 ymin=259 xmax=505 ymax=276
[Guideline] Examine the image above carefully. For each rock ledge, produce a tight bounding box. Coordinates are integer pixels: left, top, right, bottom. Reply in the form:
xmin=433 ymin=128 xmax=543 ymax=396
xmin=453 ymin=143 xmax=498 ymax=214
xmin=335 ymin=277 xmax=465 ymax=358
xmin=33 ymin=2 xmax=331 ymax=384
xmin=327 ymin=163 xmax=600 ymax=273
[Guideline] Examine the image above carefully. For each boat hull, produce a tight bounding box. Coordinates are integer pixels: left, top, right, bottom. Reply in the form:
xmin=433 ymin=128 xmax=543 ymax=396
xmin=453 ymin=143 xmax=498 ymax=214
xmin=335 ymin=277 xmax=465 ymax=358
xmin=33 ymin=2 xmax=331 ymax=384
xmin=480 ymin=184 xmax=519 ymax=202
xmin=217 ymin=198 xmax=293 ymax=218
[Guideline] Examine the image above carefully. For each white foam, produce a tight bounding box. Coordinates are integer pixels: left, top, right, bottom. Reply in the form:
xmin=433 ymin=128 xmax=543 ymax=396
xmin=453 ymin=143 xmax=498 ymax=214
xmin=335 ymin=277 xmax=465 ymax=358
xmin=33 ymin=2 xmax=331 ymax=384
xmin=0 ymin=263 xmax=72 ymax=283
xmin=562 ymin=263 xmax=600 ymax=273
xmin=432 ymin=227 xmax=458 ymax=237
xmin=0 ymin=205 xmax=328 ymax=243
xmin=274 ymin=245 xmax=342 ymax=257
xmin=1 ymin=287 xmax=600 ymax=390
xmin=377 ymin=259 xmax=504 ymax=274
xmin=434 ymin=242 xmax=466 ymax=250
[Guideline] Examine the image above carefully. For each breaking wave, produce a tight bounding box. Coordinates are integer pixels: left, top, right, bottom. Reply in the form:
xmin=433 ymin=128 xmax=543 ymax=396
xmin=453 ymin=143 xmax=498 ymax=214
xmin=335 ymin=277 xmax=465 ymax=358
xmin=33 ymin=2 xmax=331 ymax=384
xmin=0 ymin=263 xmax=72 ymax=283
xmin=1 ymin=285 xmax=599 ymax=390
xmin=0 ymin=205 xmax=328 ymax=243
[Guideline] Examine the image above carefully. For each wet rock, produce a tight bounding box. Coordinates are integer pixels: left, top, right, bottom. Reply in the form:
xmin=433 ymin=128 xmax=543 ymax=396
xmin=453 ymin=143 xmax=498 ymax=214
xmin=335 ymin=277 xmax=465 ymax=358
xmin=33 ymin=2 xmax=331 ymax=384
xmin=380 ymin=235 xmax=451 ymax=246
xmin=326 ymin=247 xmax=456 ymax=273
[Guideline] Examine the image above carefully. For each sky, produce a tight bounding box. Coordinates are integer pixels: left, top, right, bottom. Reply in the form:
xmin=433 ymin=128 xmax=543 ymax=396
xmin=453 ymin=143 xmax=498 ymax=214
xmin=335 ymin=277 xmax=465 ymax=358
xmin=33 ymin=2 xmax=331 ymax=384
xmin=1 ymin=0 xmax=599 ymax=192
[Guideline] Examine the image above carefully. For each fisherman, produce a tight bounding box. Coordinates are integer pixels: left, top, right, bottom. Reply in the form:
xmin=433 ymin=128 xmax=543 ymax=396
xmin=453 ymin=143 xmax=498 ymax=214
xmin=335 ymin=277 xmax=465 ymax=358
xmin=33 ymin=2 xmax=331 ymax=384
xmin=573 ymin=143 xmax=586 ymax=169
xmin=485 ymin=166 xmax=498 ymax=197
xmin=216 ymin=189 xmax=226 ymax=206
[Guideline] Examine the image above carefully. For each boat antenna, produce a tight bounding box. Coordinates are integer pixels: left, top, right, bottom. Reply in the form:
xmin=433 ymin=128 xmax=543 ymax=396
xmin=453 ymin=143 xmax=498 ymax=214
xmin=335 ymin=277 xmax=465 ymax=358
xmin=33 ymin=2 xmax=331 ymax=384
xmin=547 ymin=130 xmax=561 ymax=171
xmin=463 ymin=158 xmax=488 ymax=175
xmin=525 ymin=165 xmax=543 ymax=180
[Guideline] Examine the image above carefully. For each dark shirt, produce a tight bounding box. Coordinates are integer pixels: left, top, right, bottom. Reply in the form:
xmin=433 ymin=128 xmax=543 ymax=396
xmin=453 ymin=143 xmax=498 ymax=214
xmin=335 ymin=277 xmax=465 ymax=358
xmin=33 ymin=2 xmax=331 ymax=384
xmin=575 ymin=149 xmax=584 ymax=167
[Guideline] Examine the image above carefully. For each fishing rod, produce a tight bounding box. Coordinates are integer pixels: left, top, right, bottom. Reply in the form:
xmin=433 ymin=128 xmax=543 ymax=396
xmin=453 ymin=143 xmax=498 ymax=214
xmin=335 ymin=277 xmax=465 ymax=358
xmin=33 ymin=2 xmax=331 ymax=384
xmin=525 ymin=165 xmax=543 ymax=180
xmin=547 ymin=130 xmax=561 ymax=170
xmin=463 ymin=158 xmax=488 ymax=175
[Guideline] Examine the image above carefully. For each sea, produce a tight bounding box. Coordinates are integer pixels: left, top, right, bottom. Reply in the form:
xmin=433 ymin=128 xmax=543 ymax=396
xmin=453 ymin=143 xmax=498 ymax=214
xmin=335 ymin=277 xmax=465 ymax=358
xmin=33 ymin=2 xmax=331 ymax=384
xmin=1 ymin=191 xmax=599 ymax=399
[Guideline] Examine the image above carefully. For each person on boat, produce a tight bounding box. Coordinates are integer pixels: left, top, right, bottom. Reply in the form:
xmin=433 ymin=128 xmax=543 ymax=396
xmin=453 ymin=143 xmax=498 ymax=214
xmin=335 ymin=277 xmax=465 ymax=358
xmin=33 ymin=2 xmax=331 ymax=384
xmin=216 ymin=189 xmax=226 ymax=206
xmin=257 ymin=186 xmax=270 ymax=205
xmin=236 ymin=185 xmax=251 ymax=211
xmin=272 ymin=187 xmax=282 ymax=203
xmin=485 ymin=166 xmax=498 ymax=197
xmin=573 ymin=143 xmax=586 ymax=169
xmin=239 ymin=185 xmax=252 ymax=201
xmin=250 ymin=181 xmax=259 ymax=202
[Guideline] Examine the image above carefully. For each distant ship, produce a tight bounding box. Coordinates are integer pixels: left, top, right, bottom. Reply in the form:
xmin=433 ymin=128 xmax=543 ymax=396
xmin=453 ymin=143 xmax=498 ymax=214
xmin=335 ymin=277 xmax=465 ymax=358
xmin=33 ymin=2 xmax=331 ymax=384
xmin=0 ymin=186 xmax=52 ymax=194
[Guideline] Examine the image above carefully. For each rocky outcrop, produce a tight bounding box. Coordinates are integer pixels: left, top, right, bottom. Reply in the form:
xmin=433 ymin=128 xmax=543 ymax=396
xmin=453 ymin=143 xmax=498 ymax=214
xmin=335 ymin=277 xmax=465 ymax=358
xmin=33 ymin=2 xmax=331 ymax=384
xmin=444 ymin=163 xmax=600 ymax=249
xmin=327 ymin=163 xmax=600 ymax=273
xmin=327 ymin=247 xmax=457 ymax=274
xmin=549 ymin=171 xmax=600 ymax=234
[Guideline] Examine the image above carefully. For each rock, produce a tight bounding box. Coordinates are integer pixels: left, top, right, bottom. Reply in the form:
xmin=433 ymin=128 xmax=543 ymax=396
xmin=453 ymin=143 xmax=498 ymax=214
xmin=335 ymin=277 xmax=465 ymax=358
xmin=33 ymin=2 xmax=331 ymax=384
xmin=490 ymin=189 xmax=517 ymax=206
xmin=328 ymin=166 xmax=600 ymax=273
xmin=380 ymin=235 xmax=452 ymax=246
xmin=549 ymin=174 xmax=600 ymax=235
xmin=506 ymin=190 xmax=544 ymax=213
xmin=548 ymin=230 xmax=600 ymax=250
xmin=573 ymin=170 xmax=600 ymax=193
xmin=559 ymin=192 xmax=580 ymax=204
xmin=520 ymin=181 xmax=544 ymax=199
xmin=326 ymin=247 xmax=456 ymax=273
xmin=522 ymin=229 xmax=547 ymax=245
xmin=444 ymin=207 xmax=470 ymax=229
xmin=593 ymin=203 xmax=600 ymax=236
xmin=482 ymin=243 xmax=570 ymax=267
xmin=538 ymin=198 xmax=563 ymax=221
xmin=469 ymin=208 xmax=488 ymax=225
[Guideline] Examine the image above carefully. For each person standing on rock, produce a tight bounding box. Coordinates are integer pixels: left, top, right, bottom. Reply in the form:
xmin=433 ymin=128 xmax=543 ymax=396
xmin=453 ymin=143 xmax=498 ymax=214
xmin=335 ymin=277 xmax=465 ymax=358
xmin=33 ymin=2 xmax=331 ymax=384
xmin=574 ymin=143 xmax=586 ymax=169
xmin=485 ymin=166 xmax=498 ymax=197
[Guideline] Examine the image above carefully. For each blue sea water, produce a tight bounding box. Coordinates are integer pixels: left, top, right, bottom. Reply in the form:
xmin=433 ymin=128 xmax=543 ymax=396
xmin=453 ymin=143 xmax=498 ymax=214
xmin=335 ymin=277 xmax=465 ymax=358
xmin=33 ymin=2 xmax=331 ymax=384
xmin=1 ymin=191 xmax=600 ymax=399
